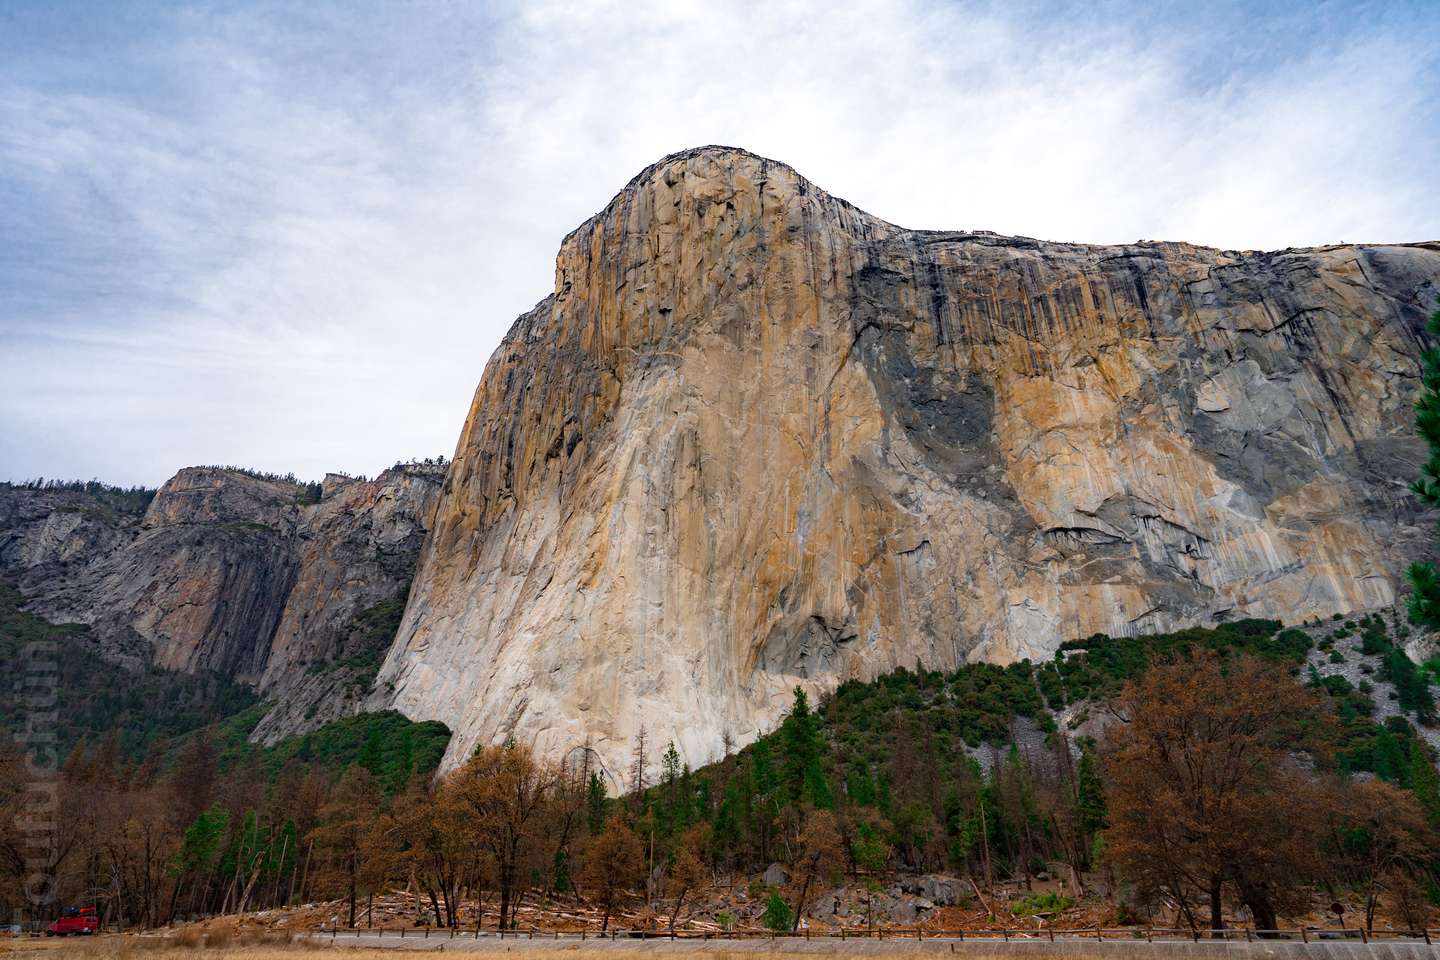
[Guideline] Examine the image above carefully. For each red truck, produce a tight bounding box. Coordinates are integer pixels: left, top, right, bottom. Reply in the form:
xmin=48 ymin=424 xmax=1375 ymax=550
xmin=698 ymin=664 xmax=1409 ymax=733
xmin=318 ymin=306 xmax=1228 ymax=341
xmin=45 ymin=906 xmax=98 ymax=936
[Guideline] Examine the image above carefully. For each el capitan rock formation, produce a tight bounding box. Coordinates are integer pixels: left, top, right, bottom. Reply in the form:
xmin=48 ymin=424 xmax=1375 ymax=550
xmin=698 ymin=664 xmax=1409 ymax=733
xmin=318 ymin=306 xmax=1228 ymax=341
xmin=377 ymin=146 xmax=1440 ymax=779
xmin=4 ymin=146 xmax=1438 ymax=774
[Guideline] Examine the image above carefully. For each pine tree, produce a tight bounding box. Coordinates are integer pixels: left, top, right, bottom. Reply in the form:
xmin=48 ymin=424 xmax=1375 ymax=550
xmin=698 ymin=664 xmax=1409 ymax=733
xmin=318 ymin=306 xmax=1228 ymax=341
xmin=851 ymin=819 xmax=889 ymax=873
xmin=751 ymin=737 xmax=777 ymax=797
xmin=804 ymin=760 xmax=835 ymax=809
xmin=171 ymin=806 xmax=229 ymax=915
xmin=846 ymin=764 xmax=877 ymax=807
xmin=1373 ymin=726 xmax=1409 ymax=785
xmin=1409 ymin=746 xmax=1440 ymax=827
xmin=387 ymin=726 xmax=415 ymax=794
xmin=749 ymin=741 xmax=778 ymax=862
xmin=272 ymin=819 xmax=298 ymax=904
xmin=780 ymin=688 xmax=822 ymax=805
xmin=552 ymin=847 xmax=572 ymax=893
xmin=1384 ymin=647 xmax=1437 ymax=723
xmin=586 ymin=771 xmax=607 ymax=833
xmin=360 ymin=726 xmax=384 ymax=775
xmin=678 ymin=764 xmax=697 ymax=828
xmin=762 ymin=891 xmax=793 ymax=931
xmin=711 ymin=782 xmax=741 ymax=866
xmin=629 ymin=725 xmax=649 ymax=808
xmin=662 ymin=741 xmax=682 ymax=787
xmin=168 ymin=727 xmax=217 ymax=829
xmin=661 ymin=740 xmax=682 ymax=829
xmin=1408 ymin=308 xmax=1440 ymax=627
xmin=1076 ymin=741 xmax=1108 ymax=838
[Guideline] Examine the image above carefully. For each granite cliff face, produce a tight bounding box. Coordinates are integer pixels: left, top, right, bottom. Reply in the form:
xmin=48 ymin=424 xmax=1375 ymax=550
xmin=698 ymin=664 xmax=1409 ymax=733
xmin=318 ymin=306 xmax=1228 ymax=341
xmin=0 ymin=463 xmax=443 ymax=737
xmin=379 ymin=146 xmax=1440 ymax=779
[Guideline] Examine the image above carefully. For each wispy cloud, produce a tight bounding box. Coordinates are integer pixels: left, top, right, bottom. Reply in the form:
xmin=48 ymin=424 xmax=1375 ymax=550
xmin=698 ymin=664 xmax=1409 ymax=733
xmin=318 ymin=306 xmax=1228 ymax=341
xmin=2 ymin=0 xmax=1436 ymax=486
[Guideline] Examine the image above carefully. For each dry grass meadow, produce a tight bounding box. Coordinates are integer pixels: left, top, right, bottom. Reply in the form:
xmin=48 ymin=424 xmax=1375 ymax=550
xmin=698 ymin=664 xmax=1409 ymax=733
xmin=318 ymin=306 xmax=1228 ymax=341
xmin=0 ymin=937 xmax=981 ymax=960
xmin=0 ymin=932 xmax=1131 ymax=960
xmin=4 ymin=932 xmax=1435 ymax=960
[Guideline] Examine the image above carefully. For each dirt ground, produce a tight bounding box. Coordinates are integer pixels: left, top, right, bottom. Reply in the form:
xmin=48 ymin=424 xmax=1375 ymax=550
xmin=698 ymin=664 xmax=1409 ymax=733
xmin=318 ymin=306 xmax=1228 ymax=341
xmin=4 ymin=932 xmax=1440 ymax=960
xmin=0 ymin=936 xmax=1080 ymax=959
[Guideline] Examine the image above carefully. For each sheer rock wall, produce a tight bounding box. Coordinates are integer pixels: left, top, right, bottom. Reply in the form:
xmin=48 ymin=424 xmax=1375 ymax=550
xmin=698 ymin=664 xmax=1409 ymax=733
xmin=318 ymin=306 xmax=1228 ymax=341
xmin=379 ymin=146 xmax=1440 ymax=779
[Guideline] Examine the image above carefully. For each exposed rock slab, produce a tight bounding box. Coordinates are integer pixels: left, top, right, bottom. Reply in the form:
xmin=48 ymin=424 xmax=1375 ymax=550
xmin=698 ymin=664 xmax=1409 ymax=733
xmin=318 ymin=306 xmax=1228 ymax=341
xmin=379 ymin=146 xmax=1440 ymax=779
xmin=0 ymin=463 xmax=443 ymax=737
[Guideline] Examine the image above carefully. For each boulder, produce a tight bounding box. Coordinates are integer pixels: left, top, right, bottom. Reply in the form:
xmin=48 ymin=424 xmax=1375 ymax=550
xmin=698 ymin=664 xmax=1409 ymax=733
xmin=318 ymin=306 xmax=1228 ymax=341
xmin=919 ymin=874 xmax=963 ymax=906
xmin=762 ymin=863 xmax=789 ymax=887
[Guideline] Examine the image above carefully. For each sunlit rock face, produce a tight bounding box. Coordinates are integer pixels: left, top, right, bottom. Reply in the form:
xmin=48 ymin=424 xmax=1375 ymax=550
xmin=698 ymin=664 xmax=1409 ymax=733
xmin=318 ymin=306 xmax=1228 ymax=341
xmin=379 ymin=145 xmax=1440 ymax=779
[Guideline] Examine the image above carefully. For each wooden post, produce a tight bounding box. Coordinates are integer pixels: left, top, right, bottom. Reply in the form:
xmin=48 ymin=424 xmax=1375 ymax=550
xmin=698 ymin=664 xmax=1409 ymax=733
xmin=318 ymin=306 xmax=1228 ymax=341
xmin=1360 ymin=928 xmax=1368 ymax=944
xmin=1301 ymin=928 xmax=1307 ymax=943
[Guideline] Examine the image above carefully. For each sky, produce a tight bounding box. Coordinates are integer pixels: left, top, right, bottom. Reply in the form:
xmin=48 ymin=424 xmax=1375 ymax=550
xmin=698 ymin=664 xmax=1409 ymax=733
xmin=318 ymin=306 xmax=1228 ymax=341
xmin=2 ymin=1 xmax=1438 ymax=488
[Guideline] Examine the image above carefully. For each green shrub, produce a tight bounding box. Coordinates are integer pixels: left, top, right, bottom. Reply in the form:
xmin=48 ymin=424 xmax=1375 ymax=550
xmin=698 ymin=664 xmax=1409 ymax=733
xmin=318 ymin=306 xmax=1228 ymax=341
xmin=1361 ymin=632 xmax=1390 ymax=656
xmin=1421 ymin=657 xmax=1440 ymax=684
xmin=763 ymin=892 xmax=793 ymax=931
xmin=1382 ymin=648 xmax=1437 ymax=723
xmin=1010 ymin=892 xmax=1073 ymax=916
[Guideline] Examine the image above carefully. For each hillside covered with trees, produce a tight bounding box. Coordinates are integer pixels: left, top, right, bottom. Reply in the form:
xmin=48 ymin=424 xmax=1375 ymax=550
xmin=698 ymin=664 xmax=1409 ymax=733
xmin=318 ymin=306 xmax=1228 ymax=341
xmin=3 ymin=607 xmax=1436 ymax=935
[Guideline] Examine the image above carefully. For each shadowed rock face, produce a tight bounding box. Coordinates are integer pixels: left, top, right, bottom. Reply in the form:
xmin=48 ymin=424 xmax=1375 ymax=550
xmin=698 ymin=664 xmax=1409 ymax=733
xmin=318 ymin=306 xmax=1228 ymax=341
xmin=0 ymin=464 xmax=443 ymax=738
xmin=378 ymin=145 xmax=1440 ymax=779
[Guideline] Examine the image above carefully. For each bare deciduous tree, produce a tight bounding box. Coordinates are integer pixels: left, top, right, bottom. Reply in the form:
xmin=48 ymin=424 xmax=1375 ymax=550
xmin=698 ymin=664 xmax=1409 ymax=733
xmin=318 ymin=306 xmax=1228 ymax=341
xmin=1103 ymin=652 xmax=1329 ymax=935
xmin=441 ymin=742 xmax=555 ymax=930
xmin=581 ymin=814 xmax=644 ymax=932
